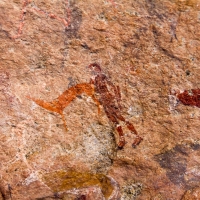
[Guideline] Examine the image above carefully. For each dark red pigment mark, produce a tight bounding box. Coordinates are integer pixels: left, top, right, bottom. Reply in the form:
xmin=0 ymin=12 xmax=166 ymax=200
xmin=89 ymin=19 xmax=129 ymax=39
xmin=177 ymin=89 xmax=200 ymax=108
xmin=12 ymin=0 xmax=71 ymax=39
xmin=76 ymin=194 xmax=86 ymax=200
xmin=88 ymin=63 xmax=143 ymax=149
xmin=27 ymin=83 xmax=100 ymax=130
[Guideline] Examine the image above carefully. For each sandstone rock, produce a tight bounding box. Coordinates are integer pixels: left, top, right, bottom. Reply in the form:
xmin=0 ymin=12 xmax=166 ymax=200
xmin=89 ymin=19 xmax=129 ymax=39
xmin=181 ymin=187 xmax=200 ymax=200
xmin=0 ymin=0 xmax=199 ymax=199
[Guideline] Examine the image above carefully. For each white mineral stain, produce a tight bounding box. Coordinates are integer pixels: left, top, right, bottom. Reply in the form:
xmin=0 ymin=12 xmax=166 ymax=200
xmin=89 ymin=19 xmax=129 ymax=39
xmin=23 ymin=171 xmax=39 ymax=186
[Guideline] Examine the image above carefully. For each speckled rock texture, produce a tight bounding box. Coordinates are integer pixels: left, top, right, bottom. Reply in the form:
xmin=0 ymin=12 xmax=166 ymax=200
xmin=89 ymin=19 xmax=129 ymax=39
xmin=0 ymin=0 xmax=200 ymax=199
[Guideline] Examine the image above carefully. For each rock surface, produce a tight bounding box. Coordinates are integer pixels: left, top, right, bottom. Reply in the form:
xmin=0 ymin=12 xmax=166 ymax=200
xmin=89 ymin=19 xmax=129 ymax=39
xmin=0 ymin=0 xmax=200 ymax=199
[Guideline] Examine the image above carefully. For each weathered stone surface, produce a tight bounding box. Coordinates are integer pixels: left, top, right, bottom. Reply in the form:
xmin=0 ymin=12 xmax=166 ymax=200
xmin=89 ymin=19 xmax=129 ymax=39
xmin=181 ymin=187 xmax=200 ymax=200
xmin=0 ymin=0 xmax=200 ymax=199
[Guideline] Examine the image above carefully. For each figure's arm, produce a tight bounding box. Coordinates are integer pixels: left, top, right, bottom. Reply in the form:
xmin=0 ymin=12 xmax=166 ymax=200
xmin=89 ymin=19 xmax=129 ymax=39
xmin=107 ymin=79 xmax=122 ymax=109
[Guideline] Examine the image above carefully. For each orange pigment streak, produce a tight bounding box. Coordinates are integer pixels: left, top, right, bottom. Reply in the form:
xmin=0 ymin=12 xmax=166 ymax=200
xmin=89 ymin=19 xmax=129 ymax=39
xmin=27 ymin=83 xmax=100 ymax=130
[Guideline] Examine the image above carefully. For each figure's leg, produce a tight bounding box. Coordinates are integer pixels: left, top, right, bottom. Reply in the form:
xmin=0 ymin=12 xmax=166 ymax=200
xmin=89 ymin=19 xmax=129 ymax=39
xmin=125 ymin=121 xmax=143 ymax=148
xmin=131 ymin=135 xmax=143 ymax=148
xmin=116 ymin=125 xmax=125 ymax=149
xmin=115 ymin=112 xmax=143 ymax=148
xmin=104 ymin=108 xmax=125 ymax=149
xmin=125 ymin=121 xmax=137 ymax=134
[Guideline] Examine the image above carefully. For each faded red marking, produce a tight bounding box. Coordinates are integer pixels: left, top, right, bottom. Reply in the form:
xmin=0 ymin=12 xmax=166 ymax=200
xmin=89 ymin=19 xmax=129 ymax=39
xmin=0 ymin=71 xmax=16 ymax=107
xmin=27 ymin=83 xmax=100 ymax=130
xmin=11 ymin=0 xmax=117 ymax=39
xmin=177 ymin=89 xmax=200 ymax=108
xmin=12 ymin=0 xmax=71 ymax=39
xmin=88 ymin=63 xmax=143 ymax=149
xmin=107 ymin=0 xmax=116 ymax=7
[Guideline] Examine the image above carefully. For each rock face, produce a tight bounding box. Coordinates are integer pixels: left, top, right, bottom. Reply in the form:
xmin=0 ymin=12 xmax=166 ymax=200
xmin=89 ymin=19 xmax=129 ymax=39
xmin=0 ymin=0 xmax=200 ymax=199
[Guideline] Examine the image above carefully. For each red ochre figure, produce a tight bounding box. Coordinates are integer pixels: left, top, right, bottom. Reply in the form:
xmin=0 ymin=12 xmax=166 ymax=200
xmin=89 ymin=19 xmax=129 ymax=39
xmin=27 ymin=83 xmax=100 ymax=131
xmin=88 ymin=63 xmax=143 ymax=149
xmin=27 ymin=64 xmax=142 ymax=149
xmin=177 ymin=89 xmax=200 ymax=108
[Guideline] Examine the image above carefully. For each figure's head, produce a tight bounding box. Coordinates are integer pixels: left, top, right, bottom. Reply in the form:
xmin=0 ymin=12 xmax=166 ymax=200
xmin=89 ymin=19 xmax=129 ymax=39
xmin=88 ymin=63 xmax=101 ymax=74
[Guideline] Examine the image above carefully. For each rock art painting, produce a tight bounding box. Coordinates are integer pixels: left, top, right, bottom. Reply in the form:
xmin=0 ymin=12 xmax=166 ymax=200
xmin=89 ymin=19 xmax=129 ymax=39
xmin=28 ymin=63 xmax=142 ymax=149
xmin=12 ymin=0 xmax=71 ymax=39
xmin=41 ymin=170 xmax=120 ymax=200
xmin=27 ymin=83 xmax=100 ymax=131
xmin=88 ymin=63 xmax=143 ymax=149
xmin=169 ymin=88 xmax=200 ymax=112
xmin=1 ymin=0 xmax=200 ymax=199
xmin=0 ymin=170 xmax=120 ymax=200
xmin=11 ymin=0 xmax=115 ymax=39
xmin=177 ymin=89 xmax=200 ymax=108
